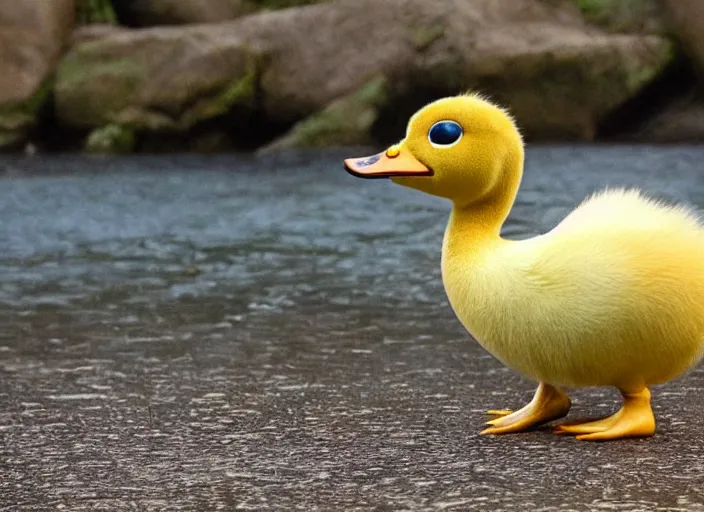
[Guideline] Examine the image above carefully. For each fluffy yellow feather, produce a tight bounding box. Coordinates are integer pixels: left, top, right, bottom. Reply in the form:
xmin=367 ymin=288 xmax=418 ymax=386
xmin=344 ymin=93 xmax=704 ymax=441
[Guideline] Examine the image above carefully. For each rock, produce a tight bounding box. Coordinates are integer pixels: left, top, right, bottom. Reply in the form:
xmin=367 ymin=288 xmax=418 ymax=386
xmin=55 ymin=0 xmax=675 ymax=149
xmin=662 ymin=0 xmax=704 ymax=87
xmin=468 ymin=25 xmax=673 ymax=140
xmin=85 ymin=124 xmax=136 ymax=153
xmin=258 ymin=0 xmax=673 ymax=141
xmin=113 ymin=0 xmax=327 ymax=27
xmin=55 ymin=25 xmax=260 ymax=132
xmin=70 ymin=23 xmax=129 ymax=46
xmin=570 ymin=0 xmax=667 ymax=35
xmin=262 ymin=76 xmax=388 ymax=151
xmin=635 ymin=100 xmax=704 ymax=142
xmin=0 ymin=0 xmax=75 ymax=150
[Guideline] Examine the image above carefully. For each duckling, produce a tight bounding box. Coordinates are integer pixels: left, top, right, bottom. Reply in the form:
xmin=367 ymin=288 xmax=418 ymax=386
xmin=343 ymin=93 xmax=704 ymax=441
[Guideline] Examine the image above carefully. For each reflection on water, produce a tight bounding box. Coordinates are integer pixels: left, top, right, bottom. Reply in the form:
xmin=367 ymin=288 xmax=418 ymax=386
xmin=1 ymin=146 xmax=704 ymax=508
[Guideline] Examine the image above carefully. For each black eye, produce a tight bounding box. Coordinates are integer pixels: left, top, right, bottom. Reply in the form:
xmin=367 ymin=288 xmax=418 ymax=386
xmin=428 ymin=121 xmax=463 ymax=147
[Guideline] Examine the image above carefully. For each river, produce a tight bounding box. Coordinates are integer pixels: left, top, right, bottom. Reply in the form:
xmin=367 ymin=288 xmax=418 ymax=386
xmin=1 ymin=146 xmax=703 ymax=510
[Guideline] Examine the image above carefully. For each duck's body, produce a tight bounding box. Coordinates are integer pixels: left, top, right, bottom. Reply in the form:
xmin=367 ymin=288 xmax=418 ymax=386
xmin=344 ymin=93 xmax=704 ymax=440
xmin=442 ymin=188 xmax=704 ymax=390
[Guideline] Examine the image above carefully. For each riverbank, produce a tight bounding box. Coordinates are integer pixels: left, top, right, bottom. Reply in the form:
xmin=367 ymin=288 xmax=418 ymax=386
xmin=2 ymin=0 xmax=704 ymax=155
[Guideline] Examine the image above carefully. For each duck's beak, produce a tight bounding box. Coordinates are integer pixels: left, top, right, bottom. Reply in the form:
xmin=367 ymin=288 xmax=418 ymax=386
xmin=344 ymin=147 xmax=431 ymax=179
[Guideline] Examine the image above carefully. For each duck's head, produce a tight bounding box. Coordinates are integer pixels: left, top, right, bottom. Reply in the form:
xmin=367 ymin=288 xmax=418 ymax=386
xmin=344 ymin=94 xmax=524 ymax=209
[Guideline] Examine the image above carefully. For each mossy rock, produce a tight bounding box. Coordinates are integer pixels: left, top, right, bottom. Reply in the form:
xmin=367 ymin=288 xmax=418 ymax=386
xmin=85 ymin=124 xmax=136 ymax=153
xmin=572 ymin=0 xmax=666 ymax=34
xmin=179 ymin=64 xmax=258 ymax=129
xmin=76 ymin=0 xmax=118 ymax=24
xmin=0 ymin=78 xmax=54 ymax=150
xmin=0 ymin=116 xmax=31 ymax=149
xmin=55 ymin=44 xmax=148 ymax=128
xmin=262 ymin=76 xmax=388 ymax=151
xmin=55 ymin=25 xmax=263 ymax=134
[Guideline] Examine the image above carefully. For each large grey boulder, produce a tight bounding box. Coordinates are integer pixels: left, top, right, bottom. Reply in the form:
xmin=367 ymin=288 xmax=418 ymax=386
xmin=54 ymin=0 xmax=675 ymax=151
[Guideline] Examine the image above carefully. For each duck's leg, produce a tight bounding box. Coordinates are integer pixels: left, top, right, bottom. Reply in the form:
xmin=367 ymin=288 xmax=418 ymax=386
xmin=480 ymin=382 xmax=571 ymax=435
xmin=553 ymin=387 xmax=655 ymax=441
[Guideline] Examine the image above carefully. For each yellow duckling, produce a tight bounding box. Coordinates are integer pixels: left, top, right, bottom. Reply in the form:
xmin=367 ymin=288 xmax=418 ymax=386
xmin=344 ymin=93 xmax=704 ymax=441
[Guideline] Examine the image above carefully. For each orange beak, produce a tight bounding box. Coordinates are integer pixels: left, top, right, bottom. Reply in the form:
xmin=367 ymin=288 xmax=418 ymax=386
xmin=344 ymin=148 xmax=432 ymax=179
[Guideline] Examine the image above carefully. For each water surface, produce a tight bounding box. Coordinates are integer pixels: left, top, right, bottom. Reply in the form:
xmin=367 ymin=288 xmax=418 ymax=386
xmin=1 ymin=146 xmax=703 ymax=510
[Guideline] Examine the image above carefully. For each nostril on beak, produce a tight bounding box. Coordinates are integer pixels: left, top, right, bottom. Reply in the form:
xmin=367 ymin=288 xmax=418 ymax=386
xmin=386 ymin=146 xmax=400 ymax=158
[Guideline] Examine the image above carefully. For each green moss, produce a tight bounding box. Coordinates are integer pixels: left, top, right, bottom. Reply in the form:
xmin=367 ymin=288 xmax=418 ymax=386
xmin=287 ymin=78 xmax=388 ymax=147
xmin=624 ymin=40 xmax=675 ymax=92
xmin=220 ymin=71 xmax=258 ymax=107
xmin=57 ymin=53 xmax=144 ymax=89
xmin=181 ymin=66 xmax=257 ymax=128
xmin=76 ymin=0 xmax=118 ymax=24
xmin=0 ymin=78 xmax=55 ymax=148
xmin=0 ymin=77 xmax=53 ymax=121
xmin=575 ymin=0 xmax=608 ymax=15
xmin=56 ymin=51 xmax=146 ymax=126
xmin=413 ymin=25 xmax=445 ymax=51
xmin=287 ymin=111 xmax=346 ymax=147
xmin=0 ymin=109 xmax=33 ymax=149
xmin=25 ymin=78 xmax=54 ymax=116
xmin=85 ymin=124 xmax=136 ymax=153
xmin=188 ymin=68 xmax=257 ymax=121
xmin=351 ymin=76 xmax=388 ymax=107
xmin=266 ymin=76 xmax=388 ymax=150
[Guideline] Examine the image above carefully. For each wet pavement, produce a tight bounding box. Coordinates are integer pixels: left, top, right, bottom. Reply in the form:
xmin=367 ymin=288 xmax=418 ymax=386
xmin=1 ymin=146 xmax=704 ymax=511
